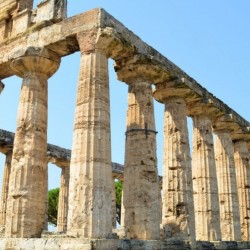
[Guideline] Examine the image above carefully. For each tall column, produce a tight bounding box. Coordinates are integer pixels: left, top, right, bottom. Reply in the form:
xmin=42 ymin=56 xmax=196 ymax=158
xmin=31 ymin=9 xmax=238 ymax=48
xmin=0 ymin=152 xmax=12 ymax=227
xmin=5 ymin=50 xmax=60 ymax=238
xmin=214 ymin=130 xmax=241 ymax=241
xmin=192 ymin=115 xmax=221 ymax=241
xmin=123 ymin=81 xmax=160 ymax=240
xmin=161 ymin=97 xmax=195 ymax=240
xmin=234 ymin=140 xmax=250 ymax=241
xmin=112 ymin=179 xmax=116 ymax=229
xmin=67 ymin=34 xmax=112 ymax=238
xmin=57 ymin=166 xmax=69 ymax=233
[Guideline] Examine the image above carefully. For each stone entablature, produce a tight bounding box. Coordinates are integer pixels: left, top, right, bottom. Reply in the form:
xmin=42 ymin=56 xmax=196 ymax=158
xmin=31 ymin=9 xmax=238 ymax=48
xmin=0 ymin=1 xmax=250 ymax=249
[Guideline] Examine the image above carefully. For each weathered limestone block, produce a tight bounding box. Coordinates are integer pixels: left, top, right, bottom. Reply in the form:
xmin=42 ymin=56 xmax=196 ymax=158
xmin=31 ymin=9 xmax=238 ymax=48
xmin=36 ymin=0 xmax=67 ymax=23
xmin=57 ymin=166 xmax=69 ymax=233
xmin=0 ymin=152 xmax=12 ymax=228
xmin=192 ymin=115 xmax=221 ymax=241
xmin=214 ymin=130 xmax=241 ymax=241
xmin=67 ymin=34 xmax=112 ymax=238
xmin=12 ymin=9 xmax=31 ymax=36
xmin=161 ymin=97 xmax=195 ymax=240
xmin=234 ymin=140 xmax=250 ymax=241
xmin=5 ymin=49 xmax=60 ymax=238
xmin=123 ymin=81 xmax=160 ymax=240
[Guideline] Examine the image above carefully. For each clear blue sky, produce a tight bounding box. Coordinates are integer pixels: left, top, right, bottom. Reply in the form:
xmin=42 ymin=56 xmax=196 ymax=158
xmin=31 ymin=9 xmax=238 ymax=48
xmin=0 ymin=1 xmax=250 ymax=191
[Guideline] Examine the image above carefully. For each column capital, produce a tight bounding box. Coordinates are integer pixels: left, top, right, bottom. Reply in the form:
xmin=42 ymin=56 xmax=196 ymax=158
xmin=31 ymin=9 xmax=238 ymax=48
xmin=153 ymin=78 xmax=194 ymax=104
xmin=231 ymin=127 xmax=250 ymax=143
xmin=213 ymin=114 xmax=241 ymax=133
xmin=10 ymin=47 xmax=60 ymax=78
xmin=115 ymin=54 xmax=170 ymax=84
xmin=187 ymin=100 xmax=222 ymax=119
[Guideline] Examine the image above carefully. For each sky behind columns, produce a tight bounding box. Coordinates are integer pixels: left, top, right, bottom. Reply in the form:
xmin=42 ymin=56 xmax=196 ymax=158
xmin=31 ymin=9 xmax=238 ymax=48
xmin=0 ymin=1 xmax=250 ymax=190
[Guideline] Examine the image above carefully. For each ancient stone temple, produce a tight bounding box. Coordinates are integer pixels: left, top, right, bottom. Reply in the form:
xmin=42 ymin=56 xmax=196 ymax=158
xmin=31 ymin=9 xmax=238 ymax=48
xmin=0 ymin=0 xmax=250 ymax=249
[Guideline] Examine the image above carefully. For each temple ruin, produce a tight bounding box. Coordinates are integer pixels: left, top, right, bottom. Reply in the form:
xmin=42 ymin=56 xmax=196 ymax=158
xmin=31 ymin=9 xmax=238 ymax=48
xmin=0 ymin=0 xmax=250 ymax=249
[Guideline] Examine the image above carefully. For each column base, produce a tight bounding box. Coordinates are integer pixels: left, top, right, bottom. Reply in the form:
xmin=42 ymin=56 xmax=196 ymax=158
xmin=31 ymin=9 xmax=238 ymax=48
xmin=0 ymin=235 xmax=250 ymax=250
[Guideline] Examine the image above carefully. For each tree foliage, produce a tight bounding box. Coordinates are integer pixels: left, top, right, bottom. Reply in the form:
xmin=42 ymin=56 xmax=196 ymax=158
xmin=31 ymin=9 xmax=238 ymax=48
xmin=48 ymin=188 xmax=59 ymax=226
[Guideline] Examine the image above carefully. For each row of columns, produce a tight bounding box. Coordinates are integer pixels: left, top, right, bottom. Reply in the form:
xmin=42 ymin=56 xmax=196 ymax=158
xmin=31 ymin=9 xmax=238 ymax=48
xmin=154 ymin=90 xmax=250 ymax=242
xmin=0 ymin=35 xmax=249 ymax=242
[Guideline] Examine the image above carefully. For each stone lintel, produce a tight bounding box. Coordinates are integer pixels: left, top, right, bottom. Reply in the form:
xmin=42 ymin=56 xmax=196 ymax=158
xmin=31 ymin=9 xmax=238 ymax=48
xmin=0 ymin=129 xmax=126 ymax=178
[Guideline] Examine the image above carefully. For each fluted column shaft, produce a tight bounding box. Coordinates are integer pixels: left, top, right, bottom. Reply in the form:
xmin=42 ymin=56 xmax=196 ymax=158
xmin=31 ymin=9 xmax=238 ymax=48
xmin=57 ymin=166 xmax=70 ymax=232
xmin=5 ymin=53 xmax=60 ymax=238
xmin=192 ymin=115 xmax=221 ymax=241
xmin=214 ymin=131 xmax=241 ymax=241
xmin=67 ymin=45 xmax=112 ymax=238
xmin=123 ymin=81 xmax=160 ymax=240
xmin=0 ymin=152 xmax=12 ymax=227
xmin=162 ymin=97 xmax=195 ymax=240
xmin=112 ymin=179 xmax=116 ymax=229
xmin=234 ymin=140 xmax=250 ymax=241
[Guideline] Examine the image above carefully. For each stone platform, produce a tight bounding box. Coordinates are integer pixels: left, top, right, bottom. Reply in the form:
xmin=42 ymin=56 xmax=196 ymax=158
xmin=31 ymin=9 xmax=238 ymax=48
xmin=0 ymin=236 xmax=250 ymax=250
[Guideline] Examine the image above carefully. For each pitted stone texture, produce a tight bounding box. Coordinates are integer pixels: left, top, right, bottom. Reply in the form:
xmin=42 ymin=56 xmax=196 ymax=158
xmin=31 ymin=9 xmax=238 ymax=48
xmin=214 ymin=131 xmax=241 ymax=241
xmin=67 ymin=48 xmax=112 ymax=238
xmin=57 ymin=166 xmax=69 ymax=233
xmin=123 ymin=81 xmax=160 ymax=240
xmin=5 ymin=54 xmax=60 ymax=238
xmin=0 ymin=152 xmax=12 ymax=227
xmin=234 ymin=141 xmax=250 ymax=241
xmin=112 ymin=180 xmax=116 ymax=229
xmin=162 ymin=97 xmax=195 ymax=240
xmin=192 ymin=116 xmax=221 ymax=241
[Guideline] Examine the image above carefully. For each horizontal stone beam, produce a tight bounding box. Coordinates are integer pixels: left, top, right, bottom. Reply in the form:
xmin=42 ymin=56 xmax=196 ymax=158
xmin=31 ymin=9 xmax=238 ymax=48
xmin=0 ymin=129 xmax=124 ymax=180
xmin=0 ymin=9 xmax=249 ymax=142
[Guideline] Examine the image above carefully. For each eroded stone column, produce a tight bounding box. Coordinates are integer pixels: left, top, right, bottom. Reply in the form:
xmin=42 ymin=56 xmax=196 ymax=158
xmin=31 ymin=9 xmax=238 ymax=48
xmin=5 ymin=50 xmax=60 ymax=238
xmin=123 ymin=81 xmax=160 ymax=240
xmin=57 ymin=166 xmax=69 ymax=233
xmin=162 ymin=97 xmax=195 ymax=240
xmin=214 ymin=130 xmax=241 ymax=241
xmin=112 ymin=180 xmax=116 ymax=229
xmin=67 ymin=36 xmax=112 ymax=238
xmin=234 ymin=140 xmax=250 ymax=241
xmin=192 ymin=115 xmax=221 ymax=241
xmin=0 ymin=152 xmax=12 ymax=228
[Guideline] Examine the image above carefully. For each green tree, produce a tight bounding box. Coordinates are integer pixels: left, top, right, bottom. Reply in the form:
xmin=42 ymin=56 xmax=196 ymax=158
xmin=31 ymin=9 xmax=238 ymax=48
xmin=115 ymin=180 xmax=123 ymax=224
xmin=48 ymin=188 xmax=59 ymax=226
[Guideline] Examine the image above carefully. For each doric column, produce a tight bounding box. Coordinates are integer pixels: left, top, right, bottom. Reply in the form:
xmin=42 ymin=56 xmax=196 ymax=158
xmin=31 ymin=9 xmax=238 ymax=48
xmin=57 ymin=166 xmax=69 ymax=233
xmin=122 ymin=80 xmax=160 ymax=240
xmin=234 ymin=140 xmax=250 ymax=241
xmin=0 ymin=151 xmax=12 ymax=228
xmin=153 ymin=81 xmax=195 ymax=240
xmin=112 ymin=179 xmax=116 ymax=229
xmin=214 ymin=120 xmax=241 ymax=241
xmin=5 ymin=48 xmax=60 ymax=238
xmin=67 ymin=33 xmax=112 ymax=238
xmin=189 ymin=104 xmax=221 ymax=241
